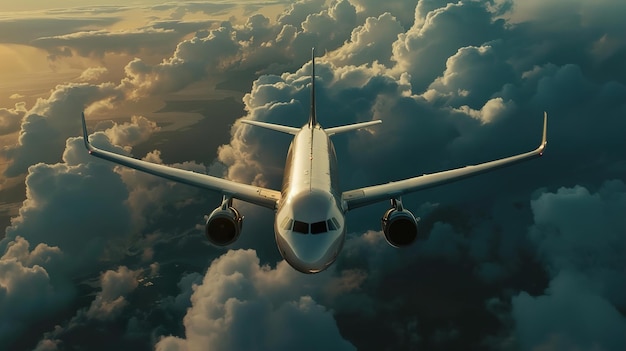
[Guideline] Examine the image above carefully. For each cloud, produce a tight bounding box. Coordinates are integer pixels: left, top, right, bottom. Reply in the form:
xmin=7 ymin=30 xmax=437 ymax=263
xmin=0 ymin=236 xmax=70 ymax=345
xmin=2 ymin=1 xmax=626 ymax=349
xmin=0 ymin=102 xmax=26 ymax=135
xmin=85 ymin=266 xmax=142 ymax=320
xmin=120 ymin=25 xmax=240 ymax=99
xmin=512 ymin=271 xmax=626 ymax=351
xmin=2 ymin=115 xmax=165 ymax=272
xmin=33 ymin=265 xmax=144 ymax=349
xmin=350 ymin=0 xmax=419 ymax=28
xmin=511 ymin=181 xmax=626 ymax=350
xmin=0 ymin=17 xmax=119 ymax=45
xmin=327 ymin=12 xmax=404 ymax=67
xmin=78 ymin=67 xmax=108 ymax=82
xmin=103 ymin=115 xmax=160 ymax=148
xmin=392 ymin=1 xmax=506 ymax=92
xmin=155 ymin=249 xmax=356 ymax=351
xmin=425 ymin=43 xmax=516 ymax=109
xmin=1 ymin=82 xmax=123 ymax=177
xmin=33 ymin=27 xmax=186 ymax=60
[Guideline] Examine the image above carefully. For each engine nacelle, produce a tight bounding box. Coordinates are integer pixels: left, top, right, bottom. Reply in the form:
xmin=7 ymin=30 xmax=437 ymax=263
xmin=381 ymin=204 xmax=418 ymax=248
xmin=205 ymin=205 xmax=243 ymax=246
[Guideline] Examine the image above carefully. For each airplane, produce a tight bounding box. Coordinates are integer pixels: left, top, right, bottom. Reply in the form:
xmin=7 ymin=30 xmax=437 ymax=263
xmin=80 ymin=49 xmax=547 ymax=274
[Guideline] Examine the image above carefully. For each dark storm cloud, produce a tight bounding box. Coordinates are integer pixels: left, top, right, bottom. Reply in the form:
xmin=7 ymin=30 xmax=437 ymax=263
xmin=511 ymin=180 xmax=626 ymax=350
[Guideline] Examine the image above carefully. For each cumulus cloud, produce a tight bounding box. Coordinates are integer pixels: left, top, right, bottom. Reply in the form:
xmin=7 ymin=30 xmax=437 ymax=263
xmin=2 ymin=114 xmax=166 ymax=272
xmin=2 ymin=0 xmax=626 ymax=349
xmin=513 ymin=271 xmax=626 ymax=351
xmin=0 ymin=236 xmax=70 ymax=345
xmin=1 ymin=82 xmax=123 ymax=177
xmin=327 ymin=12 xmax=404 ymax=67
xmin=85 ymin=266 xmax=142 ymax=320
xmin=0 ymin=102 xmax=26 ymax=135
xmin=155 ymin=249 xmax=356 ymax=351
xmin=511 ymin=181 xmax=626 ymax=350
xmin=78 ymin=67 xmax=108 ymax=82
xmin=103 ymin=115 xmax=160 ymax=148
xmin=392 ymin=1 xmax=506 ymax=92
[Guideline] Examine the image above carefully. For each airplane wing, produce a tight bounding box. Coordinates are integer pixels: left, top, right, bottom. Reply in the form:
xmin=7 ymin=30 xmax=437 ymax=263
xmin=325 ymin=120 xmax=382 ymax=136
xmin=81 ymin=113 xmax=281 ymax=210
xmin=341 ymin=113 xmax=548 ymax=211
xmin=240 ymin=120 xmax=300 ymax=135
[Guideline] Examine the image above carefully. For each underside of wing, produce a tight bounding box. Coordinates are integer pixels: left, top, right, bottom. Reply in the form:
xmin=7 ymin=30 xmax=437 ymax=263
xmin=82 ymin=113 xmax=280 ymax=210
xmin=342 ymin=113 xmax=548 ymax=211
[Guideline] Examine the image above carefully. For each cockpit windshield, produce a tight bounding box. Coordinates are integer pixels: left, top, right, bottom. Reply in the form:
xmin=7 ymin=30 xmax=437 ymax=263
xmin=281 ymin=217 xmax=341 ymax=234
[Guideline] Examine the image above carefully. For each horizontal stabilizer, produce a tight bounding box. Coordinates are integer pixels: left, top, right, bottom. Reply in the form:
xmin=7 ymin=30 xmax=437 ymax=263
xmin=325 ymin=120 xmax=382 ymax=136
xmin=240 ymin=120 xmax=300 ymax=135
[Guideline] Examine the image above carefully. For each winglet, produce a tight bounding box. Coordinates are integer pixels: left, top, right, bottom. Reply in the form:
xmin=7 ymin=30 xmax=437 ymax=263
xmin=309 ymin=47 xmax=317 ymax=127
xmin=81 ymin=112 xmax=93 ymax=153
xmin=538 ymin=111 xmax=548 ymax=155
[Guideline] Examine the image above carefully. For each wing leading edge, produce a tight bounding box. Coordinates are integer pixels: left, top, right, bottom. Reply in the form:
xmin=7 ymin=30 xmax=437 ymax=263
xmin=81 ymin=113 xmax=280 ymax=210
xmin=341 ymin=113 xmax=548 ymax=211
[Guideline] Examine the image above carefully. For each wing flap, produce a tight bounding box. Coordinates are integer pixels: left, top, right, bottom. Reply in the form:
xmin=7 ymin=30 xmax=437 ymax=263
xmin=82 ymin=113 xmax=280 ymax=209
xmin=342 ymin=113 xmax=547 ymax=211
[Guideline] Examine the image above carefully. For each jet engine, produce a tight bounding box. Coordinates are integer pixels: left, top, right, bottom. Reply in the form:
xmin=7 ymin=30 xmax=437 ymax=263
xmin=205 ymin=198 xmax=243 ymax=246
xmin=381 ymin=198 xmax=418 ymax=248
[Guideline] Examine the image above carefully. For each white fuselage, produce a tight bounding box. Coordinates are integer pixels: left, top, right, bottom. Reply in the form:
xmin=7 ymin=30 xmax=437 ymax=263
xmin=274 ymin=124 xmax=345 ymax=273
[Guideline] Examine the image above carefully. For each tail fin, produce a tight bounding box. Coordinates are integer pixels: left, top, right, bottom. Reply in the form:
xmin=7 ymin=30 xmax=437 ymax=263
xmin=309 ymin=47 xmax=317 ymax=127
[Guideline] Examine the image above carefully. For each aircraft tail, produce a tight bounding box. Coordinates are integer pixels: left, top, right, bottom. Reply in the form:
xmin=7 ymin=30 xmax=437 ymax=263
xmin=309 ymin=48 xmax=317 ymax=127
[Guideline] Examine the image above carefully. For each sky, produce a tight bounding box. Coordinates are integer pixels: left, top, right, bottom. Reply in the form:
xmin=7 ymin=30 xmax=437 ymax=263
xmin=0 ymin=0 xmax=625 ymax=350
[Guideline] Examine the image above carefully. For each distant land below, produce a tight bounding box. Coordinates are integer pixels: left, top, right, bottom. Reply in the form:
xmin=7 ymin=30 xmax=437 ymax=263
xmin=133 ymin=96 xmax=245 ymax=165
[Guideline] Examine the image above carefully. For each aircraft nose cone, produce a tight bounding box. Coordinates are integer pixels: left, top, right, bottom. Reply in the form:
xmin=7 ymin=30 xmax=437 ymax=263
xmin=283 ymin=233 xmax=342 ymax=273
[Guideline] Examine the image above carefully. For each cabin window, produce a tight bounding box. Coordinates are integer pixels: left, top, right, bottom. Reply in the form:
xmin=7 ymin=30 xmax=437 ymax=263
xmin=293 ymin=220 xmax=309 ymax=234
xmin=311 ymin=221 xmax=327 ymax=234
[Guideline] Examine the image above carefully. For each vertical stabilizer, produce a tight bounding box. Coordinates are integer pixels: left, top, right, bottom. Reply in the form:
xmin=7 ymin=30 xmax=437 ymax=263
xmin=309 ymin=48 xmax=317 ymax=127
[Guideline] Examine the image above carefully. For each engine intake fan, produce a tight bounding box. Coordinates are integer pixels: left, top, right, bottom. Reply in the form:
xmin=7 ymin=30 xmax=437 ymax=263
xmin=205 ymin=197 xmax=243 ymax=246
xmin=381 ymin=198 xmax=418 ymax=247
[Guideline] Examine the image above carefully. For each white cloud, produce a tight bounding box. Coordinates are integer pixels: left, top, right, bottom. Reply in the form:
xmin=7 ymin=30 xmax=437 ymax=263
xmin=155 ymin=249 xmax=356 ymax=351
xmin=85 ymin=266 xmax=141 ymax=320
xmin=328 ymin=12 xmax=404 ymax=67
xmin=78 ymin=67 xmax=108 ymax=82
xmin=2 ymin=82 xmax=123 ymax=177
xmin=452 ymin=97 xmax=514 ymax=124
xmin=103 ymin=115 xmax=160 ymax=148
xmin=0 ymin=102 xmax=26 ymax=135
